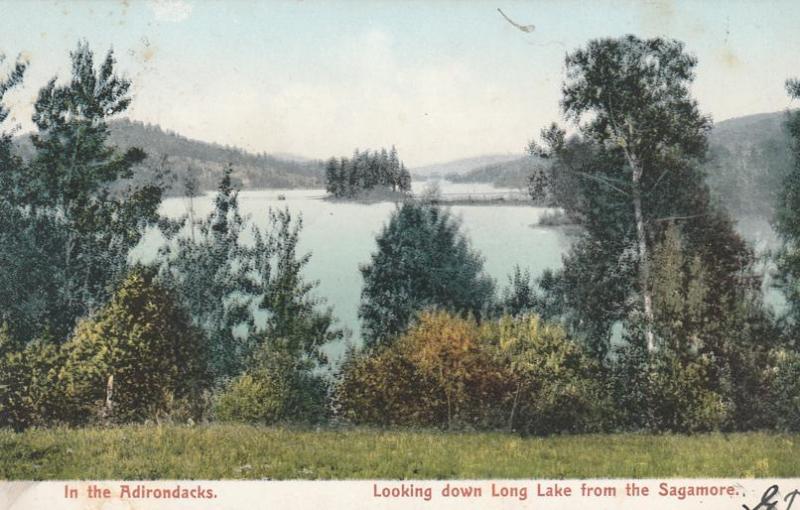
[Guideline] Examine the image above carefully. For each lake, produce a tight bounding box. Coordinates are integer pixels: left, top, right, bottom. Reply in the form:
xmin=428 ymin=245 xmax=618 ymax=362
xmin=133 ymin=180 xmax=783 ymax=360
xmin=133 ymin=181 xmax=572 ymax=358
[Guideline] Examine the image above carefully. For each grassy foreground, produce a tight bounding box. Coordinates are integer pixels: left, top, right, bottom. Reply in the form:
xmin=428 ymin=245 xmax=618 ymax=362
xmin=1 ymin=425 xmax=798 ymax=479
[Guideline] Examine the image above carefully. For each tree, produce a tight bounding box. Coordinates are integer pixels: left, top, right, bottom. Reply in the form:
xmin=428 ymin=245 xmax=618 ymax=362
xmin=775 ymin=78 xmax=800 ymax=329
xmin=252 ymin=208 xmax=342 ymax=364
xmin=0 ymin=52 xmax=26 ymax=199
xmin=324 ymin=147 xmax=412 ymax=198
xmin=557 ymin=36 xmax=711 ymax=350
xmin=159 ymin=167 xmax=340 ymax=388
xmin=159 ymin=165 xmax=258 ymax=381
xmin=0 ymin=42 xmax=167 ymax=343
xmin=359 ymin=199 xmax=495 ymax=346
xmin=531 ymin=36 xmax=754 ymax=357
xmin=60 ymin=267 xmax=209 ymax=424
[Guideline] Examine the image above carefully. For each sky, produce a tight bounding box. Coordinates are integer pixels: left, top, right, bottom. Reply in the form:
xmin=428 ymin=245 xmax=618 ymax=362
xmin=1 ymin=0 xmax=799 ymax=167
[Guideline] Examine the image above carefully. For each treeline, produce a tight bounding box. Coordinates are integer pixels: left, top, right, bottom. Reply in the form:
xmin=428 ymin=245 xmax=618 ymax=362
xmin=325 ymin=147 xmax=412 ymax=198
xmin=5 ymin=36 xmax=800 ymax=436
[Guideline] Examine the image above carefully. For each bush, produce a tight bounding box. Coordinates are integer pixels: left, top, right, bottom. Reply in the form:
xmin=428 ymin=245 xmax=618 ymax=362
xmin=769 ymin=349 xmax=800 ymax=431
xmin=59 ymin=267 xmax=210 ymax=424
xmin=488 ymin=315 xmax=611 ymax=435
xmin=611 ymin=336 xmax=728 ymax=433
xmin=215 ymin=345 xmax=328 ymax=424
xmin=337 ymin=311 xmax=508 ymax=429
xmin=0 ymin=328 xmax=66 ymax=430
xmin=337 ymin=311 xmax=609 ymax=434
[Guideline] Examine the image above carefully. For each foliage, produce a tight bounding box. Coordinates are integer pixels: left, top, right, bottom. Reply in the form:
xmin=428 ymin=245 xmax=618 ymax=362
xmin=325 ymin=147 xmax=411 ymax=198
xmin=359 ymin=200 xmax=495 ymax=346
xmin=488 ymin=315 xmax=611 ymax=435
xmin=215 ymin=345 xmax=328 ymax=425
xmin=338 ymin=311 xmax=607 ymax=435
xmin=0 ymin=42 xmax=168 ymax=343
xmin=59 ymin=267 xmax=209 ymax=425
xmin=769 ymin=349 xmax=800 ymax=431
xmin=0 ymin=327 xmax=66 ymax=431
xmin=159 ymin=167 xmax=340 ymax=385
xmin=775 ymin=79 xmax=800 ymax=329
xmin=337 ymin=311 xmax=508 ymax=429
xmin=529 ymin=36 xmax=756 ymax=359
xmin=158 ymin=165 xmax=258 ymax=381
xmin=610 ymin=225 xmax=774 ymax=432
xmin=252 ymin=208 xmax=342 ymax=364
xmin=500 ymin=265 xmax=536 ymax=316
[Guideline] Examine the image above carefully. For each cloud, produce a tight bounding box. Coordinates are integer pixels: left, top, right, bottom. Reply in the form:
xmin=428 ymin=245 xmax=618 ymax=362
xmin=148 ymin=0 xmax=193 ymax=23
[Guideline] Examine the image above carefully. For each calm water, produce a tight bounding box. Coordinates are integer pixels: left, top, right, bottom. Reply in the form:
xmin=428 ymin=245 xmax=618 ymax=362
xmin=133 ymin=181 xmax=573 ymax=357
xmin=133 ymin=181 xmax=784 ymax=359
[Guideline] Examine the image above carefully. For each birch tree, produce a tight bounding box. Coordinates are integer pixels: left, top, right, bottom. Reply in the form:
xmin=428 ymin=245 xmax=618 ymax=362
xmin=541 ymin=36 xmax=711 ymax=351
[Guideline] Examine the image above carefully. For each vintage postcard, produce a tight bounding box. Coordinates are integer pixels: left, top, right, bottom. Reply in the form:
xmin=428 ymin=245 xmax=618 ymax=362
xmin=1 ymin=0 xmax=800 ymax=509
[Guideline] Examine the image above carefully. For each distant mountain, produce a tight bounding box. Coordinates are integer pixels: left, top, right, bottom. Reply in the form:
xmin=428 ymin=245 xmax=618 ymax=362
xmin=705 ymin=110 xmax=794 ymax=217
xmin=710 ymin=111 xmax=789 ymax=148
xmin=15 ymin=119 xmax=326 ymax=194
xmin=411 ymin=154 xmax=524 ymax=179
xmin=445 ymin=156 xmax=536 ymax=188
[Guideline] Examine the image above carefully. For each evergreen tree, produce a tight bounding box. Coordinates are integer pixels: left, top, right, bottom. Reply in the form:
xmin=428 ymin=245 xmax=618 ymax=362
xmin=359 ymin=199 xmax=495 ymax=347
xmin=323 ymin=146 xmax=412 ymax=197
xmin=0 ymin=42 xmax=167 ymax=343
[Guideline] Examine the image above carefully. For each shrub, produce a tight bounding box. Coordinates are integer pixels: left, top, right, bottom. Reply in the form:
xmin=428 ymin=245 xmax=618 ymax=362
xmin=337 ymin=311 xmax=508 ymax=429
xmin=337 ymin=311 xmax=608 ymax=434
xmin=769 ymin=349 xmax=800 ymax=431
xmin=215 ymin=345 xmax=328 ymax=424
xmin=0 ymin=328 xmax=66 ymax=430
xmin=489 ymin=315 xmax=612 ymax=435
xmin=59 ymin=267 xmax=210 ymax=424
xmin=611 ymin=335 xmax=729 ymax=433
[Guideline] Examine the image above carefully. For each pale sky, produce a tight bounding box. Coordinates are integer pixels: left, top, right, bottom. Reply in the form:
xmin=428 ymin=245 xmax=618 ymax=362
xmin=1 ymin=0 xmax=799 ymax=167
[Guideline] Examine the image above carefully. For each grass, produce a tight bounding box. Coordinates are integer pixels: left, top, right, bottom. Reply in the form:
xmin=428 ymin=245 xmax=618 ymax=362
xmin=1 ymin=425 xmax=798 ymax=479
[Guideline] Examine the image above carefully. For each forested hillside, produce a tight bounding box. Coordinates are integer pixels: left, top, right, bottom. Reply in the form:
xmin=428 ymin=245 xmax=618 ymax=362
xmin=15 ymin=119 xmax=326 ymax=193
xmin=705 ymin=111 xmax=794 ymax=216
xmin=445 ymin=156 xmax=533 ymax=188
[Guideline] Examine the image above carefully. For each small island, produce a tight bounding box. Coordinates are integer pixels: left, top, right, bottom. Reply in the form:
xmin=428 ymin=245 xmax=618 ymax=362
xmin=324 ymin=147 xmax=412 ymax=200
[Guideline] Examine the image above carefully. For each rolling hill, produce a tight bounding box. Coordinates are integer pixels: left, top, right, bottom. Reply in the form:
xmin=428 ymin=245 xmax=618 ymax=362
xmin=15 ymin=119 xmax=327 ymax=194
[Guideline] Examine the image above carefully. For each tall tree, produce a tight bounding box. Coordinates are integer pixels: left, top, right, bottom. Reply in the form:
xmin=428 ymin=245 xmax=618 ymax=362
xmin=159 ymin=165 xmax=258 ymax=381
xmin=534 ymin=36 xmax=725 ymax=353
xmin=359 ymin=199 xmax=495 ymax=347
xmin=0 ymin=53 xmax=26 ymax=199
xmin=775 ymin=78 xmax=800 ymax=330
xmin=1 ymin=42 xmax=167 ymax=343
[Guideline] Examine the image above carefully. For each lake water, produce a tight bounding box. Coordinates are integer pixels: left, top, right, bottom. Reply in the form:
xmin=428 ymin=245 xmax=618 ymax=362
xmin=133 ymin=181 xmax=573 ymax=357
xmin=133 ymin=180 xmax=784 ymax=360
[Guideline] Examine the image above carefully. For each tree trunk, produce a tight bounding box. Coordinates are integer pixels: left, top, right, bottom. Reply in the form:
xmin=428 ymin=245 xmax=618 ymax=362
xmin=507 ymin=383 xmax=521 ymax=432
xmin=630 ymin=161 xmax=656 ymax=352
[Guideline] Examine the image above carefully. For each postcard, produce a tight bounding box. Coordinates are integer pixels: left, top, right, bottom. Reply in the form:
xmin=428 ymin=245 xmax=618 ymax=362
xmin=1 ymin=0 xmax=800 ymax=509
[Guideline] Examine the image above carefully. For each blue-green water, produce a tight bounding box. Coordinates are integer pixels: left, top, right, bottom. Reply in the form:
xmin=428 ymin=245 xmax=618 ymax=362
xmin=133 ymin=182 xmax=573 ymax=357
